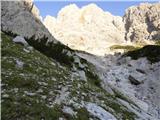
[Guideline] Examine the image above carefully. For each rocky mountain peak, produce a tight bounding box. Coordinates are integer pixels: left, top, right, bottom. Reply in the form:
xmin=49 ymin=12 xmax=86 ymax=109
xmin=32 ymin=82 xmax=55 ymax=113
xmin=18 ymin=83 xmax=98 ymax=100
xmin=44 ymin=2 xmax=160 ymax=56
xmin=124 ymin=2 xmax=160 ymax=42
xmin=44 ymin=3 xmax=125 ymax=56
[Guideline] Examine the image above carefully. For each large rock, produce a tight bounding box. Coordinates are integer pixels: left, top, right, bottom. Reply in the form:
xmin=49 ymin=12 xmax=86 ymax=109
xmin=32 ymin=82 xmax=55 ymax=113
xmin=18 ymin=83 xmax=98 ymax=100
xmin=12 ymin=36 xmax=28 ymax=46
xmin=123 ymin=3 xmax=160 ymax=43
xmin=128 ymin=74 xmax=144 ymax=85
xmin=44 ymin=4 xmax=126 ymax=56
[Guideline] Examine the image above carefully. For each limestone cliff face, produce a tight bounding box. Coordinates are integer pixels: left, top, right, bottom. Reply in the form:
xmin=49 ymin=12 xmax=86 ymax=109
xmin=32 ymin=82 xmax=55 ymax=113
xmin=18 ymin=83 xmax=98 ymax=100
xmin=123 ymin=3 xmax=160 ymax=42
xmin=44 ymin=3 xmax=160 ymax=55
xmin=44 ymin=4 xmax=125 ymax=56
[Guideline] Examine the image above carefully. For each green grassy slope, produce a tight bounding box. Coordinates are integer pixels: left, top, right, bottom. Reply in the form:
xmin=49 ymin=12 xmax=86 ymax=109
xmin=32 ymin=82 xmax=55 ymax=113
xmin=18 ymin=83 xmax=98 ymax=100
xmin=1 ymin=32 xmax=137 ymax=120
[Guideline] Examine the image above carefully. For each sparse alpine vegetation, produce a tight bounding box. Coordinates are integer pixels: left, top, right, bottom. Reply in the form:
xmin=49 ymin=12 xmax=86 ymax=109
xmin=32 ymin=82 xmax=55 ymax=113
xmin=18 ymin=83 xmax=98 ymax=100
xmin=124 ymin=45 xmax=160 ymax=63
xmin=2 ymin=32 xmax=139 ymax=120
xmin=110 ymin=45 xmax=141 ymax=52
xmin=155 ymin=40 xmax=160 ymax=46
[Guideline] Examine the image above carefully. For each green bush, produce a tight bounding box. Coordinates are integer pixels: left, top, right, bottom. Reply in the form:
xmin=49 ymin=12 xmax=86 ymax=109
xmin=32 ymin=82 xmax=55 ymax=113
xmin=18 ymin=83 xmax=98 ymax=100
xmin=76 ymin=107 xmax=90 ymax=120
xmin=110 ymin=45 xmax=140 ymax=52
xmin=155 ymin=40 xmax=160 ymax=46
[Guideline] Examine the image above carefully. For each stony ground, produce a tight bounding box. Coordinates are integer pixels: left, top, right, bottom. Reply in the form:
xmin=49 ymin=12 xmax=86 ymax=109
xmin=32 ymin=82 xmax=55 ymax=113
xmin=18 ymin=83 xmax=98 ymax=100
xmin=77 ymin=45 xmax=160 ymax=119
xmin=1 ymin=32 xmax=144 ymax=120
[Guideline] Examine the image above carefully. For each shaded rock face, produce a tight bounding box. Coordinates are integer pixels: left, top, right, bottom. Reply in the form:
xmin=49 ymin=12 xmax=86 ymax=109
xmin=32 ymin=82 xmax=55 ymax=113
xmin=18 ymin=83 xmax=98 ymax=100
xmin=44 ymin=4 xmax=126 ymax=56
xmin=124 ymin=3 xmax=160 ymax=42
xmin=1 ymin=0 xmax=54 ymax=41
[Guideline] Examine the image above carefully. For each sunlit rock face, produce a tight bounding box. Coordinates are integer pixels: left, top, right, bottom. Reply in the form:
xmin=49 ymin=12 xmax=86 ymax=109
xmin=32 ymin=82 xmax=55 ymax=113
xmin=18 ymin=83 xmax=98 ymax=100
xmin=44 ymin=3 xmax=160 ymax=55
xmin=124 ymin=3 xmax=160 ymax=42
xmin=44 ymin=4 xmax=126 ymax=56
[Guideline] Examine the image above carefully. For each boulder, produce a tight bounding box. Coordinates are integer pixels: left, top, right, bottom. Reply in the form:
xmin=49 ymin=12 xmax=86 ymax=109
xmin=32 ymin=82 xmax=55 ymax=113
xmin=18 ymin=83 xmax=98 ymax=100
xmin=128 ymin=71 xmax=146 ymax=85
xmin=13 ymin=36 xmax=28 ymax=46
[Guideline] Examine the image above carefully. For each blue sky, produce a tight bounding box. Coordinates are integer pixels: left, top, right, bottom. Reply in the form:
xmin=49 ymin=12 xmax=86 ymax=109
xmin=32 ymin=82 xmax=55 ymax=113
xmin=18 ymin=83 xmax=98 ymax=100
xmin=34 ymin=1 xmax=159 ymax=19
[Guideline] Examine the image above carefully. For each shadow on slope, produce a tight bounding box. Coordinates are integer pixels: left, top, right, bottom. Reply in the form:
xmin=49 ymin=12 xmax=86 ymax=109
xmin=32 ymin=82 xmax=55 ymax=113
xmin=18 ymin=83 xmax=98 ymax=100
xmin=124 ymin=45 xmax=160 ymax=63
